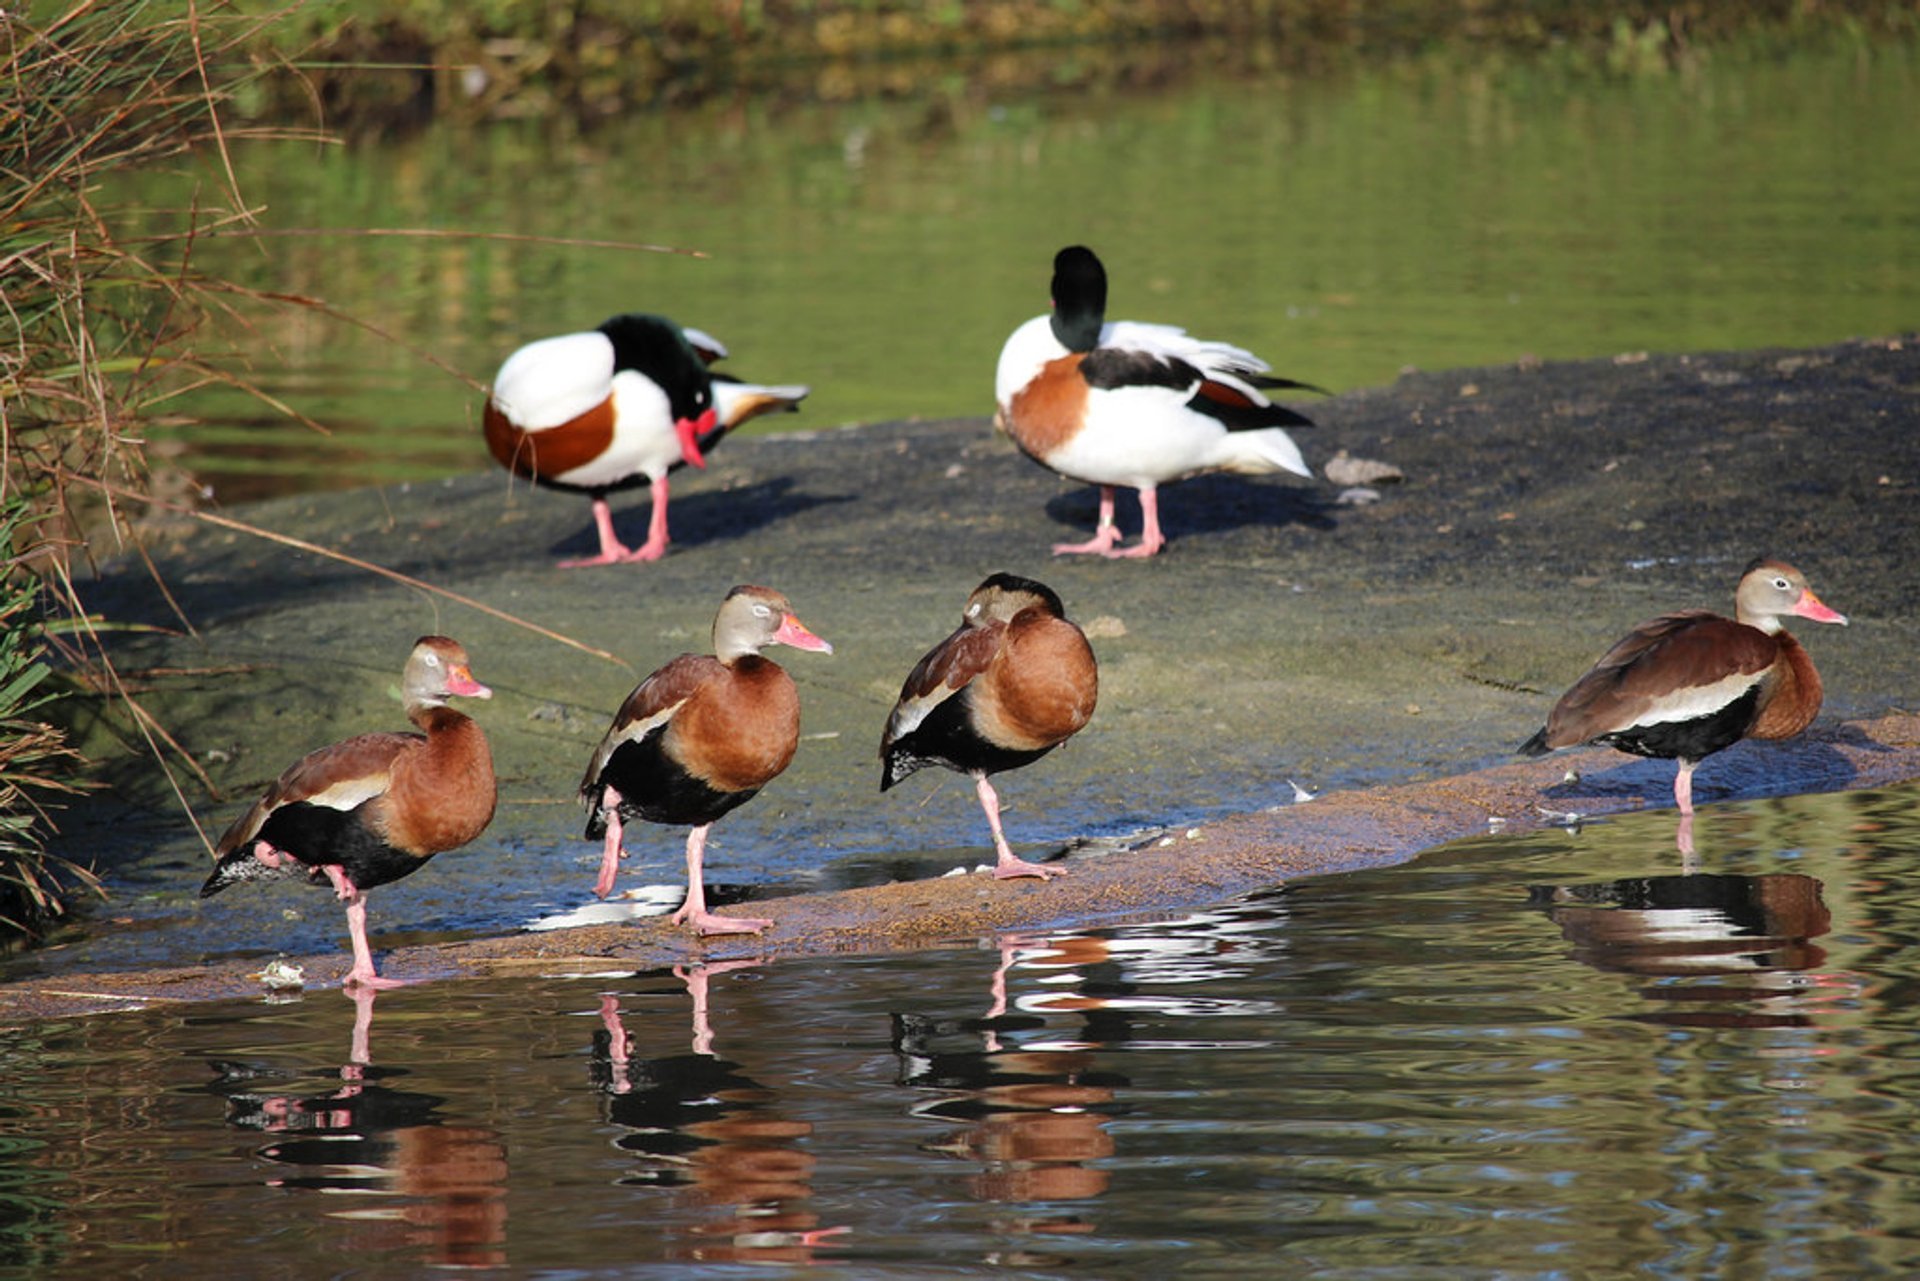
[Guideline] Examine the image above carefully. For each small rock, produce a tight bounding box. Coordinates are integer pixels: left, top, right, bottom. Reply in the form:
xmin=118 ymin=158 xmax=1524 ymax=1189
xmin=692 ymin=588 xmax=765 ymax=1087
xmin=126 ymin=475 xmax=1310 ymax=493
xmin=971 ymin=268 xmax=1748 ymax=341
xmin=253 ymin=959 xmax=305 ymax=991
xmin=1336 ymin=487 xmax=1381 ymax=507
xmin=1323 ymin=450 xmax=1405 ymax=487
xmin=1082 ymin=615 xmax=1128 ymax=640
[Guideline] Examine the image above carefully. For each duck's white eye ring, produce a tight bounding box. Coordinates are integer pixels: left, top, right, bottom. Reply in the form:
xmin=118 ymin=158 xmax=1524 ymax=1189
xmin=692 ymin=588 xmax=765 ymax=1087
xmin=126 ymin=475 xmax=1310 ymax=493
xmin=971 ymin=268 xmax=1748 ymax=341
xmin=1772 ymin=577 xmax=1791 ymax=591
xmin=753 ymin=603 xmax=773 ymax=618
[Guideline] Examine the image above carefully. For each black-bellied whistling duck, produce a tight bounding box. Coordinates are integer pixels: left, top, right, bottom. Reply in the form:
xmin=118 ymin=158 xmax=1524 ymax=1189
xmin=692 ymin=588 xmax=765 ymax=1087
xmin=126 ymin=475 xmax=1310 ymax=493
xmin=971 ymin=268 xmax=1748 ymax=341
xmin=483 ymin=314 xmax=807 ymax=567
xmin=1519 ymin=559 xmax=1847 ymax=851
xmin=993 ymin=245 xmax=1323 ymax=558
xmin=880 ymin=573 xmax=1098 ymax=880
xmin=581 ymin=586 xmax=833 ymax=935
xmin=201 ymin=636 xmax=498 ymax=989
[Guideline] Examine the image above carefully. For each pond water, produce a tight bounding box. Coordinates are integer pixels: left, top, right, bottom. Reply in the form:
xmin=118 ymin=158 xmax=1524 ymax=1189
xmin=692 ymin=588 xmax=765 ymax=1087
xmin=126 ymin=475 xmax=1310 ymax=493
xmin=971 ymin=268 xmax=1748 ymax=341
xmin=131 ymin=27 xmax=1920 ymax=501
xmin=6 ymin=782 xmax=1919 ymax=1276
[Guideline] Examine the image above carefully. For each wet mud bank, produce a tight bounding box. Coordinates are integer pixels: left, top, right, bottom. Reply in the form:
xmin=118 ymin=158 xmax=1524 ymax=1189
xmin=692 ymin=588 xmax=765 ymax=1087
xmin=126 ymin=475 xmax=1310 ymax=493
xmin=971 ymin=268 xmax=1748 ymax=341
xmin=18 ymin=334 xmax=1920 ymax=1019
xmin=8 ymin=713 xmax=1920 ymax=1021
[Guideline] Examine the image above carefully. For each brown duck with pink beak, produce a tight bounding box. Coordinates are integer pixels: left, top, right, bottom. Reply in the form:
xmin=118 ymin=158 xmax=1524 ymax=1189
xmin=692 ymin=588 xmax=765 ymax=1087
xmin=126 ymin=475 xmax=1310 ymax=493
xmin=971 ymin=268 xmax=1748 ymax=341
xmin=581 ymin=586 xmax=833 ymax=936
xmin=202 ymin=636 xmax=497 ymax=989
xmin=1520 ymin=559 xmax=1847 ymax=851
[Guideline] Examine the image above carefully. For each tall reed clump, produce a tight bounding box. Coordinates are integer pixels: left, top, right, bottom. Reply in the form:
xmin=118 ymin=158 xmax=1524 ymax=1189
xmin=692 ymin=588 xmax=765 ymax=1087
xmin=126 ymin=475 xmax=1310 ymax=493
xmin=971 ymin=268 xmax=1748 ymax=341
xmin=0 ymin=496 xmax=95 ymax=933
xmin=0 ymin=1 xmax=290 ymax=934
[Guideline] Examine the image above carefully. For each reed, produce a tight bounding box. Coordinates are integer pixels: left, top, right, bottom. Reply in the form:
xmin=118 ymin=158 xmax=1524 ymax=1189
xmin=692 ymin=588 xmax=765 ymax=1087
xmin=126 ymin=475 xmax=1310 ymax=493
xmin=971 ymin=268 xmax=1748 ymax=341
xmin=0 ymin=0 xmax=293 ymax=932
xmin=0 ymin=496 xmax=96 ymax=934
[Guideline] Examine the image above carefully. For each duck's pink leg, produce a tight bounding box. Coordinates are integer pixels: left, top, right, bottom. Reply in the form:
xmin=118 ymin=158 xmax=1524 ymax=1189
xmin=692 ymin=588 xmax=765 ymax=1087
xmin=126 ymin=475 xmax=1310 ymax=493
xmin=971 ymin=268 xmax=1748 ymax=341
xmin=670 ymin=824 xmax=772 ymax=935
xmin=621 ymin=476 xmax=671 ymax=562
xmin=598 ymin=993 xmax=632 ymax=1092
xmin=252 ymin=841 xmax=292 ymax=870
xmin=322 ymin=864 xmax=361 ymax=903
xmin=1052 ymin=487 xmax=1122 ymax=556
xmin=1673 ymin=759 xmax=1697 ymax=816
xmin=675 ymin=959 xmax=758 ymax=1056
xmin=1108 ymin=485 xmax=1166 ymax=558
xmin=1672 ymin=760 xmax=1702 ymax=871
xmin=593 ymin=786 xmax=627 ymax=899
xmin=559 ymin=496 xmax=634 ymax=568
xmin=976 ymin=774 xmax=1065 ymax=880
xmin=346 ymin=984 xmax=378 ymax=1066
xmin=340 ymin=895 xmax=406 ymax=990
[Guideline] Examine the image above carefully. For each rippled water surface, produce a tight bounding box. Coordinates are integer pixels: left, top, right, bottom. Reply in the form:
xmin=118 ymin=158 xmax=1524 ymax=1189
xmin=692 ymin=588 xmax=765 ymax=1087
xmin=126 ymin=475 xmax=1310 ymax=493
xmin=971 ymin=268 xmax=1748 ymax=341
xmin=5 ymin=783 xmax=1919 ymax=1275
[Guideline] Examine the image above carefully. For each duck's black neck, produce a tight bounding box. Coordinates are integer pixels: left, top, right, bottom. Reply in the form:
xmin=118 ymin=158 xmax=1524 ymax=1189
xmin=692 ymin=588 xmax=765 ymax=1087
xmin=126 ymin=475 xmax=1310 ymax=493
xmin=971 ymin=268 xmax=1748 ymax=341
xmin=1048 ymin=247 xmax=1107 ymax=354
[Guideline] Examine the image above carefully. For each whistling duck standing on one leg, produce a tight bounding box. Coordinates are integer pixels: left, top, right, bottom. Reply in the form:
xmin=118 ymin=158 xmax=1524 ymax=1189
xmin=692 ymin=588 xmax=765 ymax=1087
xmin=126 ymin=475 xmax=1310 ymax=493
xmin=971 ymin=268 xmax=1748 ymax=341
xmin=581 ymin=586 xmax=833 ymax=935
xmin=880 ymin=573 xmax=1098 ymax=880
xmin=201 ymin=637 xmax=498 ymax=988
xmin=994 ymin=245 xmax=1324 ymax=558
xmin=1519 ymin=559 xmax=1847 ymax=855
xmin=483 ymin=314 xmax=807 ymax=567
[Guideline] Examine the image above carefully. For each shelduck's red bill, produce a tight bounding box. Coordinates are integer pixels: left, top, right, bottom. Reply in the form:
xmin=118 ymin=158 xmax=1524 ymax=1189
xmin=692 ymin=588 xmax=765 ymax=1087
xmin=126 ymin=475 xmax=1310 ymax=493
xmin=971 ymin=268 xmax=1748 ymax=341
xmin=675 ymin=408 xmax=717 ymax=469
xmin=448 ymin=666 xmax=494 ymax=698
xmin=1793 ymin=590 xmax=1848 ymax=626
xmin=773 ymin=614 xmax=833 ymax=654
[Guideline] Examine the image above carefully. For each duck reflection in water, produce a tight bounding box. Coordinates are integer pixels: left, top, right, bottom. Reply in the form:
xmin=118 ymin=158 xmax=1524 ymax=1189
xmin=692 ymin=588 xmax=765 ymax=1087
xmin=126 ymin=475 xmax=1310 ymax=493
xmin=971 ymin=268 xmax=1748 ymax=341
xmin=205 ymin=987 xmax=508 ymax=1268
xmin=593 ymin=962 xmax=848 ymax=1264
xmin=894 ymin=933 xmax=1143 ymax=1236
xmin=1529 ymin=871 xmax=1838 ymax=1029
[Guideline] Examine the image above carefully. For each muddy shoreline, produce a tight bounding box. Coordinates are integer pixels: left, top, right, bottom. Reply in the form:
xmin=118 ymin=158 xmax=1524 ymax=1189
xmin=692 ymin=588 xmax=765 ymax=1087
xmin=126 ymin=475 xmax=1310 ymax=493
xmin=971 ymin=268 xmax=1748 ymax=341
xmin=16 ymin=334 xmax=1919 ymax=1020
xmin=8 ymin=712 xmax=1920 ymax=1022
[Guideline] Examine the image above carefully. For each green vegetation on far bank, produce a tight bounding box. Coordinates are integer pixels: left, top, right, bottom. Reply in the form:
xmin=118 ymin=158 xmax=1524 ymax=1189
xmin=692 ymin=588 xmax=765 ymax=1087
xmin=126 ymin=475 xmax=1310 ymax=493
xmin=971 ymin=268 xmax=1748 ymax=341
xmin=229 ymin=0 xmax=1920 ymax=124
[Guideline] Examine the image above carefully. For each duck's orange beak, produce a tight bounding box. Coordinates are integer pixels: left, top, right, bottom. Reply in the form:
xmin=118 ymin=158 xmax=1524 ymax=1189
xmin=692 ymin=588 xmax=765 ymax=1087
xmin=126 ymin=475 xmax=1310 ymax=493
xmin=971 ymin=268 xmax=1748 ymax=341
xmin=773 ymin=613 xmax=833 ymax=655
xmin=448 ymin=665 xmax=494 ymax=699
xmin=675 ymin=407 xmax=718 ymax=469
xmin=1793 ymin=589 xmax=1847 ymax=626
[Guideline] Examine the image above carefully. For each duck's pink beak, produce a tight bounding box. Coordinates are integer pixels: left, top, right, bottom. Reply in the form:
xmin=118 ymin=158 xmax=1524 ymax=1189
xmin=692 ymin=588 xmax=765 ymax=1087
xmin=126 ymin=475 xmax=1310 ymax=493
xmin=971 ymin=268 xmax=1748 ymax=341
xmin=675 ymin=407 xmax=718 ymax=469
xmin=448 ymin=666 xmax=494 ymax=699
xmin=773 ymin=614 xmax=833 ymax=655
xmin=1793 ymin=589 xmax=1847 ymax=626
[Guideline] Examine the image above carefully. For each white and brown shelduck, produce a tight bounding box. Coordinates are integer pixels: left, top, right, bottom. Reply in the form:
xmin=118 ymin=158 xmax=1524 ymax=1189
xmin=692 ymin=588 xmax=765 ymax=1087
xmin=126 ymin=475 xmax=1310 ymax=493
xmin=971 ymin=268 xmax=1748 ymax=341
xmin=994 ymin=245 xmax=1323 ymax=558
xmin=484 ymin=314 xmax=807 ymax=567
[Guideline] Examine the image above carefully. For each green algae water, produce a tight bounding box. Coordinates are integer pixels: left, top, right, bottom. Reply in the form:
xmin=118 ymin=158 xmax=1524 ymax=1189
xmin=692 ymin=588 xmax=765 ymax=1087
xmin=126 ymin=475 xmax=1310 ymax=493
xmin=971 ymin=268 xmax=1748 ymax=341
xmin=128 ymin=28 xmax=1919 ymax=500
xmin=4 ymin=783 xmax=1920 ymax=1274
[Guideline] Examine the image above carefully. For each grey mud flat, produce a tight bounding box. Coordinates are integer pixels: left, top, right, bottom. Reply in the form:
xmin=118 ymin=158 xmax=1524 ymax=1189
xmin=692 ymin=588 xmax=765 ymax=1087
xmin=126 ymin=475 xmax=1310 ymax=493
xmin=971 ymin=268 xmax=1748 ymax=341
xmin=11 ymin=334 xmax=1918 ymax=1020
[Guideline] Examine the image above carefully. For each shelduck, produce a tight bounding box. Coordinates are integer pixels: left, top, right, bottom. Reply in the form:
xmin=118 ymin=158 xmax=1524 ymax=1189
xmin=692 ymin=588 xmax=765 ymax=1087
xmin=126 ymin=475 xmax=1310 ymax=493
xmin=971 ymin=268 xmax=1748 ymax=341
xmin=880 ymin=573 xmax=1097 ymax=879
xmin=580 ymin=586 xmax=833 ymax=935
xmin=995 ymin=245 xmax=1323 ymax=558
xmin=1520 ymin=559 xmax=1847 ymax=851
xmin=201 ymin=636 xmax=498 ymax=988
xmin=484 ymin=314 xmax=807 ymax=567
